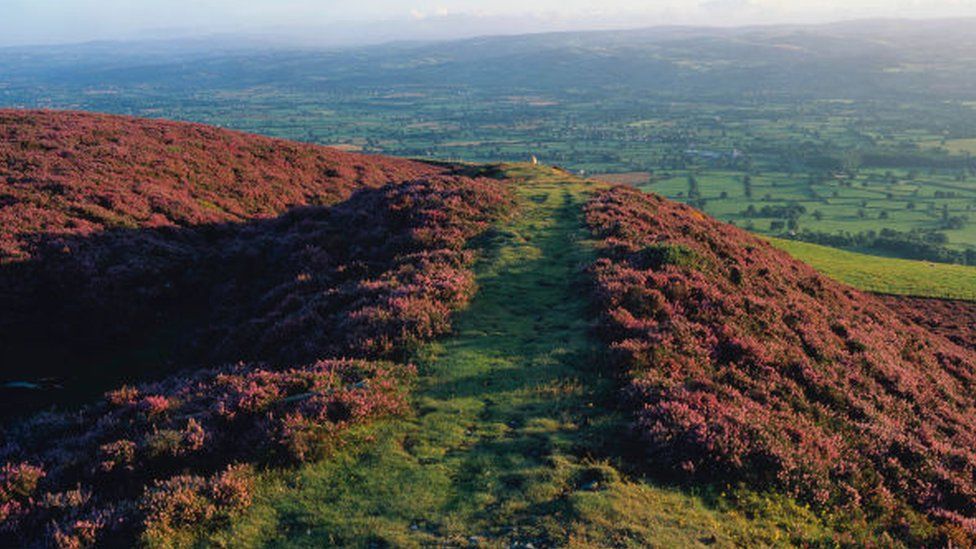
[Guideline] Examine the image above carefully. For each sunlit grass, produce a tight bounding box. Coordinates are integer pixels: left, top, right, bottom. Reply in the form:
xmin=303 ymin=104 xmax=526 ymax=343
xmin=769 ymin=237 xmax=976 ymax=300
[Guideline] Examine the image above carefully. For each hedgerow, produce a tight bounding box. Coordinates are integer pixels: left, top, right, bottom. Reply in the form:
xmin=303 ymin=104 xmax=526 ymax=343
xmin=585 ymin=186 xmax=976 ymax=545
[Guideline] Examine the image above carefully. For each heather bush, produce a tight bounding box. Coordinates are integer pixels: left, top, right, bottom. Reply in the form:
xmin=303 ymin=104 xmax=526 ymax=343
xmin=0 ymin=118 xmax=513 ymax=544
xmin=0 ymin=360 xmax=413 ymax=546
xmin=879 ymin=295 xmax=976 ymax=352
xmin=585 ymin=185 xmax=976 ymax=544
xmin=140 ymin=464 xmax=254 ymax=545
xmin=0 ymin=110 xmax=501 ymax=409
xmin=0 ymin=109 xmax=444 ymax=264
xmin=205 ymin=175 xmax=512 ymax=365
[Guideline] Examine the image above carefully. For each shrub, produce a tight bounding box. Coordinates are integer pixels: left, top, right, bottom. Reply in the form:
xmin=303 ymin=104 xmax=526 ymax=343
xmin=0 ymin=360 xmax=414 ymax=546
xmin=140 ymin=465 xmax=254 ymax=544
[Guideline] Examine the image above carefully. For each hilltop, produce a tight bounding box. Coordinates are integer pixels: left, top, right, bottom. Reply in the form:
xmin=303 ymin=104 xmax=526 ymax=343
xmin=2 ymin=112 xmax=976 ymax=546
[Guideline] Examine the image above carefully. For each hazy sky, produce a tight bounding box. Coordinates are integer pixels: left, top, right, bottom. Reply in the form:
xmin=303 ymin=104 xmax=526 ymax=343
xmin=4 ymin=0 xmax=976 ymax=47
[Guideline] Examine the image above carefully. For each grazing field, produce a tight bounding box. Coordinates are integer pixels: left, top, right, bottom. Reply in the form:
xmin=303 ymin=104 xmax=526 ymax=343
xmin=767 ymin=237 xmax=976 ymax=300
xmin=592 ymin=172 xmax=652 ymax=186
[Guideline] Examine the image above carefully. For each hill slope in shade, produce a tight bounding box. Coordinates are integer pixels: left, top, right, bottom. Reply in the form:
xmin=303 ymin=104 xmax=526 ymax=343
xmin=0 ymin=109 xmax=444 ymax=263
xmin=0 ymin=119 xmax=512 ymax=546
xmin=0 ymin=110 xmax=495 ymax=411
xmin=586 ymin=186 xmax=976 ymax=544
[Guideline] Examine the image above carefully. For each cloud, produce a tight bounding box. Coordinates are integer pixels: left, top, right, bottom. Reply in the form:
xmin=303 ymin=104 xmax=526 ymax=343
xmin=409 ymin=6 xmax=452 ymax=20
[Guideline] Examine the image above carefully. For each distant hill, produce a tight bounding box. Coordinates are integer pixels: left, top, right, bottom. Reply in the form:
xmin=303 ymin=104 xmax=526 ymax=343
xmin=5 ymin=19 xmax=976 ymax=102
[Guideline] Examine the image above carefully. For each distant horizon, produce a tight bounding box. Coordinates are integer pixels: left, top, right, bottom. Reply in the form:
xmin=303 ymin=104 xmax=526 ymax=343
xmin=4 ymin=0 xmax=976 ymax=48
xmin=4 ymin=13 xmax=976 ymax=51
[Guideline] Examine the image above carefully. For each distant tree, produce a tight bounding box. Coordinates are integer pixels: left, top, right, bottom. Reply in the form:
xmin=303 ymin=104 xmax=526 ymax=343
xmin=688 ymin=176 xmax=701 ymax=199
xmin=857 ymin=209 xmax=866 ymax=219
xmin=743 ymin=175 xmax=753 ymax=198
xmin=812 ymin=210 xmax=824 ymax=221
xmin=720 ymin=191 xmax=729 ymax=199
xmin=879 ymin=211 xmax=889 ymax=220
xmin=770 ymin=220 xmax=786 ymax=231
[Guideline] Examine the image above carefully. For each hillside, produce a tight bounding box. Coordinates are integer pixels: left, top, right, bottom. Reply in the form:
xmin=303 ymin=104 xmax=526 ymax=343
xmin=879 ymin=295 xmax=976 ymax=352
xmin=0 ymin=112 xmax=513 ymax=546
xmin=3 ymin=113 xmax=976 ymax=545
xmin=0 ymin=110 xmax=490 ymax=412
xmin=0 ymin=109 xmax=444 ymax=263
xmin=7 ymin=23 xmax=976 ymax=265
xmin=586 ymin=185 xmax=976 ymax=544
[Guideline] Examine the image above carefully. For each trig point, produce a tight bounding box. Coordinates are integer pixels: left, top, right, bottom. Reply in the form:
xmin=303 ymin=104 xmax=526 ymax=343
xmin=530 ymin=155 xmax=539 ymax=165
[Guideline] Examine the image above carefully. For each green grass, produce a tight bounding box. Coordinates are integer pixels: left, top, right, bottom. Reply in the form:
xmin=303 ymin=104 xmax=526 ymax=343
xmin=201 ymin=164 xmax=837 ymax=548
xmin=768 ymin=237 xmax=976 ymax=300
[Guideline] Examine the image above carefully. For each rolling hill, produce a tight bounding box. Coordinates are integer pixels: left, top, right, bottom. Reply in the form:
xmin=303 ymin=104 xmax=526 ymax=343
xmin=2 ymin=111 xmax=976 ymax=546
xmin=0 ymin=109 xmax=445 ymax=263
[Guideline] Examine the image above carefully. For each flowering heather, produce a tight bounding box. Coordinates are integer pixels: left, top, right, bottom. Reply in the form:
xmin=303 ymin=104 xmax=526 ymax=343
xmin=204 ymin=175 xmax=513 ymax=364
xmin=0 ymin=111 xmax=512 ymax=401
xmin=0 ymin=360 xmax=413 ymax=546
xmin=585 ymin=185 xmax=976 ymax=544
xmin=878 ymin=295 xmax=976 ymax=352
xmin=0 ymin=109 xmax=444 ymax=263
xmin=0 ymin=112 xmax=514 ymax=545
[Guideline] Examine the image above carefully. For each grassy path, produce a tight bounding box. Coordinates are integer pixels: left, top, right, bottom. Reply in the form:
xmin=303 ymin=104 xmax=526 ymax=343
xmin=212 ymin=165 xmax=832 ymax=548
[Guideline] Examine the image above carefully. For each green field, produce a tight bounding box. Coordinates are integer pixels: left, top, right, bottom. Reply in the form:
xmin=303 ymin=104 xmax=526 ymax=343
xmin=768 ymin=237 xmax=976 ymax=300
xmin=198 ymin=166 xmax=839 ymax=547
xmin=636 ymin=168 xmax=976 ymax=255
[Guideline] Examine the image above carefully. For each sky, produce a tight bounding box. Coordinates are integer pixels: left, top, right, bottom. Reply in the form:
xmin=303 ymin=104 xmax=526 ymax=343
xmin=3 ymin=0 xmax=976 ymax=47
